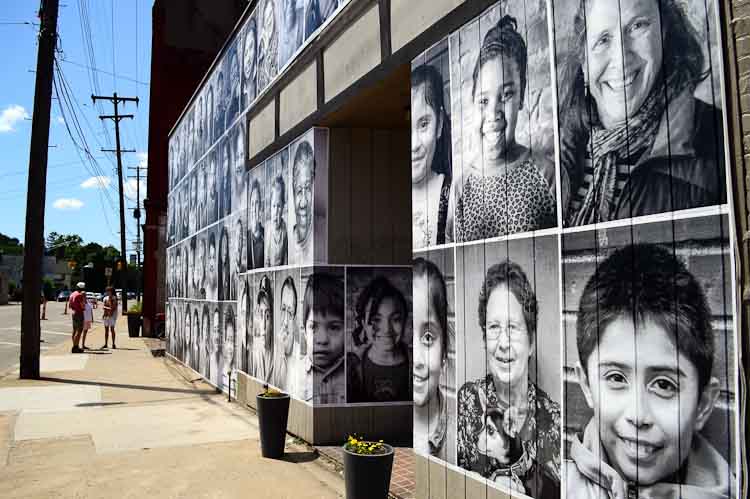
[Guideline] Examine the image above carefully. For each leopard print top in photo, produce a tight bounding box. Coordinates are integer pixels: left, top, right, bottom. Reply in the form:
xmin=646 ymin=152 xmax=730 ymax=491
xmin=455 ymin=160 xmax=556 ymax=242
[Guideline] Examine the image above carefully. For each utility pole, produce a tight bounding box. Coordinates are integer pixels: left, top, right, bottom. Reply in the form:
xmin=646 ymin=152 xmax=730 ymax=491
xmin=128 ymin=165 xmax=146 ymax=302
xmin=93 ymin=92 xmax=138 ymax=315
xmin=20 ymin=0 xmax=59 ymax=379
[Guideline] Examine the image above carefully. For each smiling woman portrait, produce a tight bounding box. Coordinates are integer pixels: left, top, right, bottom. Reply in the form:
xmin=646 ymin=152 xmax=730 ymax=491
xmin=559 ymin=0 xmax=726 ymax=226
xmin=457 ymin=259 xmax=560 ymax=498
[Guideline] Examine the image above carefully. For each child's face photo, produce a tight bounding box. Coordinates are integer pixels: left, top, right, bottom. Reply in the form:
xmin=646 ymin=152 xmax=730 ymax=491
xmin=307 ymin=310 xmax=344 ymax=370
xmin=579 ymin=316 xmax=717 ymax=486
xmin=366 ymin=296 xmax=405 ymax=353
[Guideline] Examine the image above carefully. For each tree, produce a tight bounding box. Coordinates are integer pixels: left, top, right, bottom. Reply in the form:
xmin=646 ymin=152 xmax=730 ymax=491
xmin=0 ymin=233 xmax=24 ymax=256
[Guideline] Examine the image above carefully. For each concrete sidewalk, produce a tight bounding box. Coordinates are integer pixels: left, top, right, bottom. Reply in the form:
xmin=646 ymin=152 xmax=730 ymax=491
xmin=0 ymin=316 xmax=344 ymax=498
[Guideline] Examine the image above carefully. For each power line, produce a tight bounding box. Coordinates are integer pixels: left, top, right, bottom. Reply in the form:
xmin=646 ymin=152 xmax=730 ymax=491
xmin=57 ymin=57 xmax=148 ymax=86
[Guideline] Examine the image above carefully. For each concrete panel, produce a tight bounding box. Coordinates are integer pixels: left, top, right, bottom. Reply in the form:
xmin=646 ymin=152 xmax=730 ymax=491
xmin=446 ymin=464 xmax=467 ymax=499
xmin=323 ymin=4 xmax=381 ymax=103
xmin=288 ymin=398 xmax=313 ymax=443
xmin=279 ymin=62 xmax=318 ymax=136
xmin=415 ymin=453 xmax=430 ymax=499
xmin=465 ymin=473 xmax=488 ymax=499
xmin=248 ymin=99 xmax=276 ymax=157
xmin=428 ymin=458 xmax=448 ymax=499
xmin=390 ymin=0 xmax=464 ymax=53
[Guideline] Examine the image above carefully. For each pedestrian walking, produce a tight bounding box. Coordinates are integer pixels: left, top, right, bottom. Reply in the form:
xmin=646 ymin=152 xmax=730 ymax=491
xmin=102 ymin=286 xmax=118 ymax=349
xmin=68 ymin=282 xmax=86 ymax=353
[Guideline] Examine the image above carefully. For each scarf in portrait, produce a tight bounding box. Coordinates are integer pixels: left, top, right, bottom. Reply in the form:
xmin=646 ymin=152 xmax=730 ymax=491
xmin=570 ymin=71 xmax=691 ymax=226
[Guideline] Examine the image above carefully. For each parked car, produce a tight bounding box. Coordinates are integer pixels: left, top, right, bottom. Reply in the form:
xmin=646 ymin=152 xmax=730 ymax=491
xmin=127 ymin=291 xmax=136 ymax=299
xmin=57 ymin=290 xmax=71 ymax=302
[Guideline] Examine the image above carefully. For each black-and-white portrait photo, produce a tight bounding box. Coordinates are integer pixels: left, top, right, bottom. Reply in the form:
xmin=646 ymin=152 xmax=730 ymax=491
xmin=217 ymin=222 xmax=232 ymax=301
xmin=215 ymin=67 xmax=227 ymax=142
xmin=251 ymin=273 xmax=274 ymax=383
xmin=197 ymin=159 xmax=208 ymax=231
xmin=241 ymin=12 xmax=258 ymax=110
xmin=302 ymin=0 xmax=342 ymax=39
xmin=289 ymin=132 xmax=315 ymax=266
xmin=248 ymin=162 xmax=267 ymax=269
xmin=304 ymin=267 xmax=345 ymax=405
xmin=199 ymin=302 xmax=211 ymax=378
xmin=448 ymin=1 xmax=557 ymax=243
xmin=205 ymin=79 xmax=215 ymax=148
xmin=346 ymin=267 xmax=412 ymax=404
xmin=231 ymin=119 xmax=247 ymax=215
xmin=271 ymin=268 xmax=302 ymax=394
xmin=555 ymin=0 xmax=727 ymax=226
xmin=238 ymin=274 xmax=250 ymax=374
xmin=207 ymin=148 xmax=219 ymax=226
xmin=413 ymin=249 xmax=456 ymax=465
xmin=180 ymin=181 xmax=190 ymax=240
xmin=209 ymin=302 xmax=223 ymax=387
xmin=225 ymin=39 xmax=241 ymax=129
xmin=562 ymin=215 xmax=737 ymax=499
xmin=221 ymin=301 xmax=237 ymax=390
xmin=233 ymin=213 xmax=247 ymax=300
xmin=257 ymin=0 xmax=279 ymax=92
xmin=411 ymin=39 xmax=452 ymax=249
xmin=456 ymin=235 xmax=561 ymax=498
xmin=219 ymin=135 xmax=232 ymax=220
xmin=265 ymin=149 xmax=289 ymax=267
xmin=188 ymin=169 xmax=199 ymax=236
xmin=195 ymin=93 xmax=205 ymax=160
xmin=279 ymin=0 xmax=304 ymax=69
xmin=205 ymin=226 xmax=219 ymax=301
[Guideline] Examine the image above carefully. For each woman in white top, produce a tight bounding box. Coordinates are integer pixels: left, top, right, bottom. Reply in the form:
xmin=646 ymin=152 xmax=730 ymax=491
xmin=102 ymin=286 xmax=118 ymax=349
xmin=82 ymin=297 xmax=94 ymax=350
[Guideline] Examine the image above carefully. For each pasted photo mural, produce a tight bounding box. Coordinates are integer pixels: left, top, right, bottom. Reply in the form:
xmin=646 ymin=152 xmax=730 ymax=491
xmin=412 ymin=0 xmax=738 ymax=498
xmin=554 ymin=0 xmax=726 ymax=226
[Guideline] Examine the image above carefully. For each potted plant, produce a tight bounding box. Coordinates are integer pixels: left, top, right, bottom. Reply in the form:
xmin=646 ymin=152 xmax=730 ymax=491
xmin=127 ymin=300 xmax=142 ymax=337
xmin=342 ymin=435 xmax=394 ymax=499
xmin=256 ymin=386 xmax=290 ymax=459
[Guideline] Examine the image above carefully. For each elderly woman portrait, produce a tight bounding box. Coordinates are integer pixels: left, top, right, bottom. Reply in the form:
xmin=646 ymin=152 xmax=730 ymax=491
xmin=248 ymin=178 xmax=265 ymax=269
xmin=242 ymin=16 xmax=258 ymax=109
xmin=457 ymin=260 xmax=560 ymax=498
xmin=413 ymin=257 xmax=455 ymax=462
xmin=291 ymin=139 xmax=315 ymax=265
xmin=561 ymin=0 xmax=725 ymax=226
xmin=411 ymin=61 xmax=452 ymax=248
xmin=265 ymin=174 xmax=288 ymax=267
xmin=450 ymin=16 xmax=556 ymax=242
xmin=279 ymin=0 xmax=304 ymax=68
xmin=257 ymin=0 xmax=279 ymax=91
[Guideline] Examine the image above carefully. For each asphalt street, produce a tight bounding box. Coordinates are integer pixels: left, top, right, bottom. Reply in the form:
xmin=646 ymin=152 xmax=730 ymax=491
xmin=0 ymin=301 xmax=79 ymax=374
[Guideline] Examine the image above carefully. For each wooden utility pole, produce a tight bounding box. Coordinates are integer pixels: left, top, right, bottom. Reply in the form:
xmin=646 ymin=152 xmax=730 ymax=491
xmin=93 ymin=92 xmax=138 ymax=315
xmin=128 ymin=165 xmax=146 ymax=302
xmin=20 ymin=0 xmax=60 ymax=379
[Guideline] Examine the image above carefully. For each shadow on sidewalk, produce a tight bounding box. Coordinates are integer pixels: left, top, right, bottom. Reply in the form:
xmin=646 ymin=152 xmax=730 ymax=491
xmin=39 ymin=376 xmax=220 ymax=395
xmin=277 ymin=451 xmax=319 ymax=464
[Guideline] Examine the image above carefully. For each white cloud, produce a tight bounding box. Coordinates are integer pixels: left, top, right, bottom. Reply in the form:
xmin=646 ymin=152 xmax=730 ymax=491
xmin=136 ymin=151 xmax=148 ymax=167
xmin=124 ymin=178 xmax=147 ymax=200
xmin=80 ymin=176 xmax=112 ymax=189
xmin=53 ymin=198 xmax=84 ymax=210
xmin=56 ymin=116 xmax=65 ymax=125
xmin=0 ymin=105 xmax=29 ymax=132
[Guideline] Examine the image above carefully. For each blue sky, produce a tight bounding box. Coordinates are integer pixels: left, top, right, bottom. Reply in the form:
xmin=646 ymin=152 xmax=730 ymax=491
xmin=0 ymin=0 xmax=151 ymax=252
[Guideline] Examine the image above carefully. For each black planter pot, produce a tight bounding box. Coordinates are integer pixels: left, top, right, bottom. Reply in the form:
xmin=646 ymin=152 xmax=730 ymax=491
xmin=343 ymin=443 xmax=394 ymax=499
xmin=127 ymin=314 xmax=142 ymax=337
xmin=256 ymin=394 xmax=290 ymax=458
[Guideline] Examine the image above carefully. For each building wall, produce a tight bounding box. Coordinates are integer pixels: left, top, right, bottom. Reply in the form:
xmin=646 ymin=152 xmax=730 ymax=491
xmin=144 ymin=0 xmax=248 ymax=335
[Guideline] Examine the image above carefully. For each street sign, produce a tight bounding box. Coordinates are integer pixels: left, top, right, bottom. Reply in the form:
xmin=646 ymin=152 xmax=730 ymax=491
xmin=105 ymin=267 xmax=112 ymax=277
